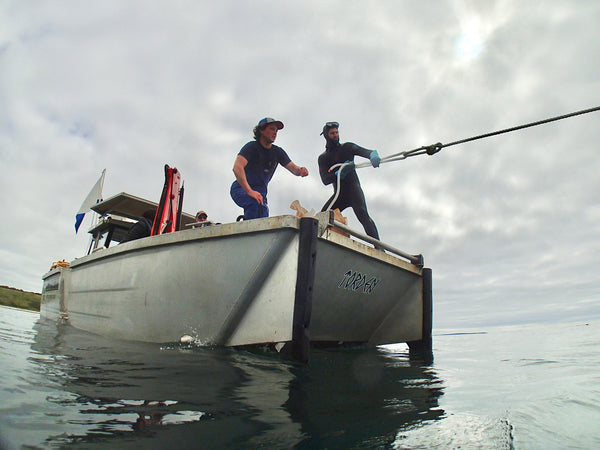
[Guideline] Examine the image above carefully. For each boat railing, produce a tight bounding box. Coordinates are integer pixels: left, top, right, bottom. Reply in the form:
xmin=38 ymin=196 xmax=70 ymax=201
xmin=321 ymin=211 xmax=424 ymax=268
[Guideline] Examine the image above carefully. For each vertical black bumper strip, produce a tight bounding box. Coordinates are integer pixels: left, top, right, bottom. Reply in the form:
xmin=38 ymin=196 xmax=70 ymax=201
xmin=408 ymin=267 xmax=433 ymax=357
xmin=422 ymin=267 xmax=433 ymax=351
xmin=290 ymin=217 xmax=319 ymax=362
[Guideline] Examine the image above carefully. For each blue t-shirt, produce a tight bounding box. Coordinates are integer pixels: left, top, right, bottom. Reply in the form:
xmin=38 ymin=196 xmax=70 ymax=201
xmin=236 ymin=141 xmax=291 ymax=194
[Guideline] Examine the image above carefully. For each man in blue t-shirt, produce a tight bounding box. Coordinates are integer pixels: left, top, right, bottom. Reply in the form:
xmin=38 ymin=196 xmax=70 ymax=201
xmin=230 ymin=117 xmax=309 ymax=219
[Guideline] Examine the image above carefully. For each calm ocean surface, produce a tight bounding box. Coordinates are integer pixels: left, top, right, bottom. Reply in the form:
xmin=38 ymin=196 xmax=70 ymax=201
xmin=1 ymin=306 xmax=598 ymax=449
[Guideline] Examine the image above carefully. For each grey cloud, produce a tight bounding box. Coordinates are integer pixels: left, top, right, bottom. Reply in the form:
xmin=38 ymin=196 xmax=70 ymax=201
xmin=1 ymin=0 xmax=599 ymax=329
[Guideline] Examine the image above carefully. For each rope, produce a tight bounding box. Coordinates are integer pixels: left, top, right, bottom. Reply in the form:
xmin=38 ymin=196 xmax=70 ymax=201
xmin=325 ymin=105 xmax=600 ymax=211
xmin=324 ymin=165 xmax=347 ymax=211
xmin=368 ymin=105 xmax=600 ymax=167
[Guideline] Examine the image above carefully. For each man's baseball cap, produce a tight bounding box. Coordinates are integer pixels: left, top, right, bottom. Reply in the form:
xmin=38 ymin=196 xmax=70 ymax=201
xmin=258 ymin=117 xmax=284 ymax=129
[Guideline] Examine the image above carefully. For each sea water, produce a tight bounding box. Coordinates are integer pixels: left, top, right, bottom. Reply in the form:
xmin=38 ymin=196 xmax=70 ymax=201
xmin=0 ymin=306 xmax=598 ymax=449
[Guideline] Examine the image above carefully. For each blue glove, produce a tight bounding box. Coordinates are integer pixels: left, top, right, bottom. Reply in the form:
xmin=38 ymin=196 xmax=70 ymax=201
xmin=334 ymin=161 xmax=355 ymax=180
xmin=370 ymin=150 xmax=381 ymax=168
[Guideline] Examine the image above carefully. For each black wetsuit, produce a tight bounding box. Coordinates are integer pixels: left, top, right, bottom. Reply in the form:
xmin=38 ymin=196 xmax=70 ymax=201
xmin=318 ymin=142 xmax=380 ymax=240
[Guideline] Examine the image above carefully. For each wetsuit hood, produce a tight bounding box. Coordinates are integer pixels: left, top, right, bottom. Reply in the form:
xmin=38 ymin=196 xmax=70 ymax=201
xmin=325 ymin=137 xmax=340 ymax=150
xmin=321 ymin=121 xmax=340 ymax=150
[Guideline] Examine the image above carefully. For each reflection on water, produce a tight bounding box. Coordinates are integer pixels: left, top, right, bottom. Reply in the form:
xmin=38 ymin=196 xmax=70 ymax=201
xmin=24 ymin=318 xmax=445 ymax=448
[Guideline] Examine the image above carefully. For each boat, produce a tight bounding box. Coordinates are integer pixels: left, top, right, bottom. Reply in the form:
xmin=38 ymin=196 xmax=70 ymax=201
xmin=41 ymin=166 xmax=432 ymax=361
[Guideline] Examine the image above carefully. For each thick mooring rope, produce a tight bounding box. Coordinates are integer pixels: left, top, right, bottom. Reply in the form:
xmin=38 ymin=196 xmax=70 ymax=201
xmin=350 ymin=105 xmax=600 ymax=169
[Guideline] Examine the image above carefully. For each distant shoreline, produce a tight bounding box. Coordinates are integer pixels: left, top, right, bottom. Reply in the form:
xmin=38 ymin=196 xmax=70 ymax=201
xmin=0 ymin=285 xmax=41 ymax=296
xmin=0 ymin=304 xmax=40 ymax=314
xmin=0 ymin=285 xmax=41 ymax=312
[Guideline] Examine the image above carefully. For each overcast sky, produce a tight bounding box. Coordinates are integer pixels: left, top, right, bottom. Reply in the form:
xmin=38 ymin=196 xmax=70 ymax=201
xmin=2 ymin=1 xmax=599 ymax=330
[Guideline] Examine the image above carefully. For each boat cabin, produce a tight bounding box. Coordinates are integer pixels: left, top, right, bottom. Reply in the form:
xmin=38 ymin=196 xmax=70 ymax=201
xmin=87 ymin=192 xmax=196 ymax=254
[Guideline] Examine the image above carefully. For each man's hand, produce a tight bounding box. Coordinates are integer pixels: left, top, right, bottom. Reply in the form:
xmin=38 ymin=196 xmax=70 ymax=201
xmin=286 ymin=162 xmax=309 ymax=177
xmin=248 ymin=190 xmax=263 ymax=205
xmin=335 ymin=161 xmax=355 ymax=180
xmin=370 ymin=150 xmax=381 ymax=168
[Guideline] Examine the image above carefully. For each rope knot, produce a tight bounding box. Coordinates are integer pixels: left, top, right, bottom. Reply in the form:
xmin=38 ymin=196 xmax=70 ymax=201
xmin=426 ymin=142 xmax=443 ymax=155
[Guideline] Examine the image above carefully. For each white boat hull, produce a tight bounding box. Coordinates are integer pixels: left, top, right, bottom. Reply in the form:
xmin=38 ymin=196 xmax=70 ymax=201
xmin=42 ymin=215 xmax=430 ymax=358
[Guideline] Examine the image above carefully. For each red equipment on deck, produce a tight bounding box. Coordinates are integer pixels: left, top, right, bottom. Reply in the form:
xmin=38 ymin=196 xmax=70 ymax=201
xmin=151 ymin=165 xmax=184 ymax=236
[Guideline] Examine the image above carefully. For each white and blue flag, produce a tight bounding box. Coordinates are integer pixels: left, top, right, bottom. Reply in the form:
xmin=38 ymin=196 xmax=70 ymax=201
xmin=75 ymin=169 xmax=106 ymax=233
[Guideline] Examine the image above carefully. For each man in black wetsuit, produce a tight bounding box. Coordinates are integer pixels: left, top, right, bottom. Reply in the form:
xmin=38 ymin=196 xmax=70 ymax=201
xmin=318 ymin=121 xmax=381 ymax=240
